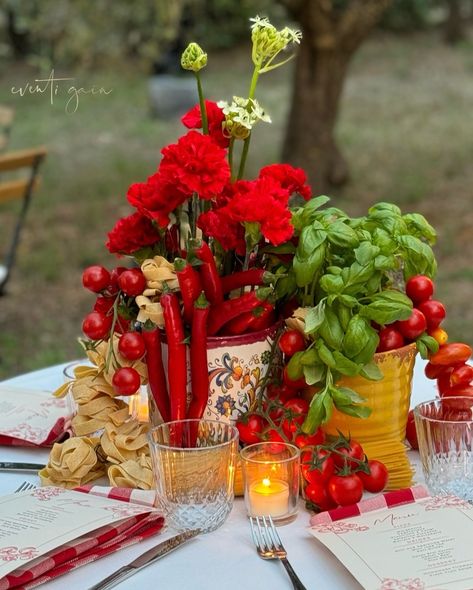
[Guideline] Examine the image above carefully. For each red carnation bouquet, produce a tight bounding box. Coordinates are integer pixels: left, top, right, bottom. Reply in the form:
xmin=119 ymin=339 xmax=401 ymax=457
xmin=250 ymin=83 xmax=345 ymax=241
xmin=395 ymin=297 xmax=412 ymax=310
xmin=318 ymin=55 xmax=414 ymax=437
xmin=80 ymin=17 xmax=307 ymax=426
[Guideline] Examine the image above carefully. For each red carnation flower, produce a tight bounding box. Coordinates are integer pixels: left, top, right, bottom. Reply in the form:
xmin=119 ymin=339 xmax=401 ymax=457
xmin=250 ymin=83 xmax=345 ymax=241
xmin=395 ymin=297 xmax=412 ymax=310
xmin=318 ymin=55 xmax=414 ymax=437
xmin=106 ymin=212 xmax=161 ymax=255
xmin=259 ymin=163 xmax=312 ymax=201
xmin=159 ymin=130 xmax=230 ymax=200
xmin=127 ymin=173 xmax=187 ymax=228
xmin=182 ymin=100 xmax=229 ymax=149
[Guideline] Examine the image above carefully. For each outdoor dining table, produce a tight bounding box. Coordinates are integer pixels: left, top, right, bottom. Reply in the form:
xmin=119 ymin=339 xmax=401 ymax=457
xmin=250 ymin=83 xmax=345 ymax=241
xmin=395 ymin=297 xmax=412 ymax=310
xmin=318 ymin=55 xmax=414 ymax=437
xmin=0 ymin=361 xmax=437 ymax=590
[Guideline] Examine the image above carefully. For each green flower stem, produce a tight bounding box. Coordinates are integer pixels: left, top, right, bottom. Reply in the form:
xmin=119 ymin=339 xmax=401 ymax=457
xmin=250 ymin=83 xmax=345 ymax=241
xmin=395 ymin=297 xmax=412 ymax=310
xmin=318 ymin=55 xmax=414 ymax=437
xmin=190 ymin=193 xmax=199 ymax=239
xmin=237 ymin=136 xmax=251 ymax=180
xmin=248 ymin=66 xmax=260 ymax=100
xmin=105 ymin=297 xmax=120 ymax=372
xmin=194 ymin=72 xmax=208 ymax=134
xmin=228 ymin=137 xmax=235 ymax=181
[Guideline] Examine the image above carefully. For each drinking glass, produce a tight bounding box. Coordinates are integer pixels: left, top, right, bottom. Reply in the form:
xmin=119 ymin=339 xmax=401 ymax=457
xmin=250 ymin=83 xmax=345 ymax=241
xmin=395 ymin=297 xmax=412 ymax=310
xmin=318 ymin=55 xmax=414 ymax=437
xmin=240 ymin=442 xmax=300 ymax=524
xmin=148 ymin=419 xmax=239 ymax=533
xmin=414 ymin=396 xmax=473 ymax=500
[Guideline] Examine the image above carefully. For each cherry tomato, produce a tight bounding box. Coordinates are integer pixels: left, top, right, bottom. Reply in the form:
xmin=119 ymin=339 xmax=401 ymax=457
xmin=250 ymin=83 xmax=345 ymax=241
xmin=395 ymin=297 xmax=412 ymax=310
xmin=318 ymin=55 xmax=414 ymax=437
xmin=304 ymin=482 xmax=337 ymax=512
xmin=295 ymin=428 xmax=325 ymax=449
xmin=114 ymin=317 xmax=131 ymax=335
xmin=112 ymin=367 xmax=141 ymax=396
xmin=437 ymin=370 xmax=455 ymax=396
xmin=263 ymin=428 xmax=287 ymax=453
xmin=282 ymin=398 xmax=309 ymax=438
xmin=278 ymin=330 xmax=306 ymax=357
xmin=405 ymin=409 xmax=418 ymax=450
xmin=266 ymin=383 xmax=296 ymax=404
xmin=425 ymin=361 xmax=452 ymax=380
xmin=405 ymin=275 xmax=434 ymax=305
xmin=417 ymin=300 xmax=446 ymax=331
xmin=327 ymin=474 xmax=363 ymax=506
xmin=82 ymin=311 xmax=112 ymax=340
xmin=118 ymin=332 xmax=146 ymax=361
xmin=429 ymin=327 xmax=448 ymax=346
xmin=450 ymin=364 xmax=473 ymax=387
xmin=82 ymin=265 xmax=111 ymax=293
xmin=301 ymin=449 xmax=335 ymax=485
xmin=333 ymin=440 xmax=364 ymax=469
xmin=282 ymin=366 xmax=307 ymax=390
xmin=118 ymin=269 xmax=147 ymax=297
xmin=430 ymin=343 xmax=472 ymax=366
xmin=108 ymin=266 xmax=127 ymax=295
xmin=358 ymin=460 xmax=388 ymax=493
xmin=376 ymin=327 xmax=405 ymax=353
xmin=236 ymin=414 xmax=266 ymax=445
xmin=396 ymin=309 xmax=427 ymax=341
xmin=93 ymin=296 xmax=115 ymax=315
xmin=441 ymin=384 xmax=473 ymax=398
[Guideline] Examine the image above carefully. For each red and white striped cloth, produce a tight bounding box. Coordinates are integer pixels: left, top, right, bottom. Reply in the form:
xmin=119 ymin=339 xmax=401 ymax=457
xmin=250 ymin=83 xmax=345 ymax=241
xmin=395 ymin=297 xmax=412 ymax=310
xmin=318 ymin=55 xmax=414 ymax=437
xmin=0 ymin=486 xmax=163 ymax=590
xmin=310 ymin=484 xmax=430 ymax=526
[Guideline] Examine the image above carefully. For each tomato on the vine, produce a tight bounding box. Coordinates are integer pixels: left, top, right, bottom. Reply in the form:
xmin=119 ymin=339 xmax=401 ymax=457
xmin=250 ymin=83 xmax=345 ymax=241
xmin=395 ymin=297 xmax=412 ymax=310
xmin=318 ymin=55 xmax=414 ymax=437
xmin=358 ymin=460 xmax=388 ymax=493
xmin=295 ymin=428 xmax=324 ymax=449
xmin=82 ymin=311 xmax=112 ymax=340
xmin=396 ymin=309 xmax=427 ymax=340
xmin=429 ymin=327 xmax=448 ymax=346
xmin=118 ymin=269 xmax=147 ymax=297
xmin=82 ymin=265 xmax=111 ymax=293
xmin=112 ymin=367 xmax=141 ymax=396
xmin=424 ymin=361 xmax=452 ymax=380
xmin=263 ymin=428 xmax=287 ymax=453
xmin=430 ymin=343 xmax=472 ymax=366
xmin=236 ymin=414 xmax=266 ymax=445
xmin=327 ymin=474 xmax=363 ymax=506
xmin=405 ymin=275 xmax=434 ymax=305
xmin=376 ymin=327 xmax=405 ymax=353
xmin=450 ymin=364 xmax=473 ymax=387
xmin=266 ymin=382 xmax=296 ymax=404
xmin=417 ymin=300 xmax=446 ymax=331
xmin=278 ymin=330 xmax=306 ymax=357
xmin=282 ymin=398 xmax=309 ymax=437
xmin=305 ymin=482 xmax=336 ymax=512
xmin=118 ymin=332 xmax=146 ymax=361
xmin=301 ymin=449 xmax=335 ymax=485
xmin=93 ymin=296 xmax=115 ymax=315
xmin=333 ymin=439 xmax=364 ymax=469
xmin=108 ymin=267 xmax=127 ymax=295
xmin=282 ymin=366 xmax=307 ymax=390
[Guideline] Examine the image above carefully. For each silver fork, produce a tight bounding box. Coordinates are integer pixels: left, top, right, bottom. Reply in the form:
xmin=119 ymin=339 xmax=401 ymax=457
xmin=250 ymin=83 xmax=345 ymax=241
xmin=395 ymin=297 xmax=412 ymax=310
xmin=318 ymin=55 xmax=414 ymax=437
xmin=250 ymin=516 xmax=307 ymax=590
xmin=14 ymin=481 xmax=36 ymax=493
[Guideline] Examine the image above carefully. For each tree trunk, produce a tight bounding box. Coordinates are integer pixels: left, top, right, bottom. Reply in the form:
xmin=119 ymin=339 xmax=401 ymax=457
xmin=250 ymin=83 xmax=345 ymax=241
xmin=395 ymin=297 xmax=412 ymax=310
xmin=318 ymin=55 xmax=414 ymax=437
xmin=282 ymin=29 xmax=350 ymax=194
xmin=444 ymin=0 xmax=464 ymax=45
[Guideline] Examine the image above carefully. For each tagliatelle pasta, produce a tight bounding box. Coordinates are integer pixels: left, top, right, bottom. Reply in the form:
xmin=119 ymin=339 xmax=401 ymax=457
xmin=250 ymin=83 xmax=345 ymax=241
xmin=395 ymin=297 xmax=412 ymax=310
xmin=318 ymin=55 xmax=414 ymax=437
xmin=108 ymin=454 xmax=154 ymax=490
xmin=101 ymin=420 xmax=150 ymax=464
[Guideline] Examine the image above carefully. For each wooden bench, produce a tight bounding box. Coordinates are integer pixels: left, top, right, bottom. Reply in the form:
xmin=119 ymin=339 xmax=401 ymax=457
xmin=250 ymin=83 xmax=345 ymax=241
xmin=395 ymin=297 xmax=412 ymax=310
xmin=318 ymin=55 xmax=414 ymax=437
xmin=0 ymin=146 xmax=47 ymax=295
xmin=0 ymin=106 xmax=14 ymax=152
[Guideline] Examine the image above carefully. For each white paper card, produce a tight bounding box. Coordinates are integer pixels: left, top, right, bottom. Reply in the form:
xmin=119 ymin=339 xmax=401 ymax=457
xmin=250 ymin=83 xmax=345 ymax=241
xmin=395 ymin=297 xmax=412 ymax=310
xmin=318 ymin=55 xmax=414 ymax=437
xmin=309 ymin=495 xmax=473 ymax=590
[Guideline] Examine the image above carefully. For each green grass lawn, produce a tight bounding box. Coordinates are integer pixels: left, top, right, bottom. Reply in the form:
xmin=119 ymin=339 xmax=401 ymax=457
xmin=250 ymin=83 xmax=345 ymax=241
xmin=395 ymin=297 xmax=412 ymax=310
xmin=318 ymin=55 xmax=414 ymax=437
xmin=0 ymin=30 xmax=472 ymax=379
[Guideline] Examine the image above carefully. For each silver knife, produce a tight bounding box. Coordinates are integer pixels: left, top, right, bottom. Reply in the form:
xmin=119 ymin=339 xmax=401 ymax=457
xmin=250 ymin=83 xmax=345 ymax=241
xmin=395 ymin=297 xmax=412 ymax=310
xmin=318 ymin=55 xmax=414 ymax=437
xmin=0 ymin=462 xmax=45 ymax=472
xmin=87 ymin=529 xmax=200 ymax=590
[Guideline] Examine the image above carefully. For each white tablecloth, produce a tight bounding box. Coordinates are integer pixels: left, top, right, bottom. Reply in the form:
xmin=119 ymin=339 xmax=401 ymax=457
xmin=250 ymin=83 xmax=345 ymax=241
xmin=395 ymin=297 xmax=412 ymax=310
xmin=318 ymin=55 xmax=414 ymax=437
xmin=0 ymin=361 xmax=436 ymax=590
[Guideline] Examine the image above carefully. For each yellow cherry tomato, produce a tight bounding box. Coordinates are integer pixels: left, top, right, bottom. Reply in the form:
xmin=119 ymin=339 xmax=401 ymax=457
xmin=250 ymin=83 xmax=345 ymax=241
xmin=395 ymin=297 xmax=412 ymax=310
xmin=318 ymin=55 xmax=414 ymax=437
xmin=429 ymin=327 xmax=448 ymax=346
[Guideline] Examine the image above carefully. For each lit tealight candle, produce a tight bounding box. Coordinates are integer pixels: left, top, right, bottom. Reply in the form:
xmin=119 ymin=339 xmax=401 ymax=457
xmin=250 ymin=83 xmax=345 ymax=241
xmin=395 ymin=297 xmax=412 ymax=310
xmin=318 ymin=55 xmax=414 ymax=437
xmin=248 ymin=478 xmax=289 ymax=518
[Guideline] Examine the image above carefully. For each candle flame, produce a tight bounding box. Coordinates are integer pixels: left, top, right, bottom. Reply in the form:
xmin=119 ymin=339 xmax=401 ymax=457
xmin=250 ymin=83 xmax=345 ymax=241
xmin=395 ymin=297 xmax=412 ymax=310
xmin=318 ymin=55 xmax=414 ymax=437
xmin=262 ymin=478 xmax=271 ymax=487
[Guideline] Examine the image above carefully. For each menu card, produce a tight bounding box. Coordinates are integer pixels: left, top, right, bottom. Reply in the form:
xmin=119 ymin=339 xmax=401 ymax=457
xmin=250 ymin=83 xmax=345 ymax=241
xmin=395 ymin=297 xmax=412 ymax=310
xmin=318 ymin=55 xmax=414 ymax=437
xmin=309 ymin=486 xmax=473 ymax=590
xmin=0 ymin=487 xmax=161 ymax=581
xmin=0 ymin=386 xmax=70 ymax=446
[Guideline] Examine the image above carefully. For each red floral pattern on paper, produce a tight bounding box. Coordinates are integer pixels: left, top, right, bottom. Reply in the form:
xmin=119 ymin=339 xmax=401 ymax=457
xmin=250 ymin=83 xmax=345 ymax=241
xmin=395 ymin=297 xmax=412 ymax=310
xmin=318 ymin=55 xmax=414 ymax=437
xmin=0 ymin=424 xmax=49 ymax=444
xmin=31 ymin=487 xmax=65 ymax=501
xmin=423 ymin=495 xmax=472 ymax=511
xmin=379 ymin=578 xmax=425 ymax=590
xmin=0 ymin=546 xmax=39 ymax=561
xmin=104 ymin=504 xmax=148 ymax=519
xmin=311 ymin=521 xmax=369 ymax=534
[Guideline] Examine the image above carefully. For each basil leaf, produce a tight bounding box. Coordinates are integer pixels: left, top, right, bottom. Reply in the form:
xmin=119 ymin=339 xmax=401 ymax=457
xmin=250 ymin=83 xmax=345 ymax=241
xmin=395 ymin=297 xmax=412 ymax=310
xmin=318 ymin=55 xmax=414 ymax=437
xmin=369 ymin=202 xmax=402 ymax=216
xmin=416 ymin=339 xmax=429 ymax=360
xmin=352 ymin=328 xmax=380 ymax=365
xmin=403 ymin=213 xmax=437 ymax=245
xmin=336 ymin=404 xmax=372 ymax=419
xmin=339 ymin=294 xmax=358 ymax=309
xmin=319 ymin=307 xmax=344 ymax=349
xmin=316 ymin=340 xmax=337 ymax=369
xmin=320 ymin=273 xmax=344 ymax=294
xmin=294 ymin=242 xmax=326 ymax=287
xmin=331 ymin=386 xmax=366 ymax=406
xmin=346 ymin=261 xmax=375 ymax=288
xmin=327 ymin=221 xmax=359 ymax=248
xmin=359 ymin=290 xmax=412 ymax=325
xmin=417 ymin=333 xmax=439 ymax=355
xmin=359 ymin=361 xmax=384 ymax=381
xmin=305 ymin=299 xmax=326 ymax=334
xmin=303 ymin=364 xmax=325 ymax=386
xmin=301 ymin=348 xmax=320 ymax=365
xmin=372 ymin=228 xmax=398 ymax=255
xmin=342 ymin=315 xmax=370 ymax=359
xmin=337 ymin=304 xmax=352 ymax=331
xmin=397 ymin=235 xmax=437 ymax=279
xmin=374 ymin=254 xmax=397 ymax=271
xmin=286 ymin=351 xmax=305 ymax=380
xmin=303 ymin=389 xmax=328 ymax=432
xmin=332 ymin=351 xmax=362 ymax=376
xmin=354 ymin=242 xmax=380 ymax=266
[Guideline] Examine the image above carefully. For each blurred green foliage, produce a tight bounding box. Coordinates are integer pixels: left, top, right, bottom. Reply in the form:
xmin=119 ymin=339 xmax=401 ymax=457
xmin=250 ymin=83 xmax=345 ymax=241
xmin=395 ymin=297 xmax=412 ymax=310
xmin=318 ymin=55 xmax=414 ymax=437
xmin=381 ymin=0 xmax=432 ymax=30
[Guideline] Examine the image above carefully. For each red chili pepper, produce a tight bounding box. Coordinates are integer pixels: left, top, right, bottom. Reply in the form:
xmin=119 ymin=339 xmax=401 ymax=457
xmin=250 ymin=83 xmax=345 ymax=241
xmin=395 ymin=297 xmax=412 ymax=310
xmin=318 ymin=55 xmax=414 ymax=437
xmin=429 ymin=343 xmax=472 ymax=366
xmin=221 ymin=269 xmax=275 ymax=293
xmin=207 ymin=288 xmax=272 ymax=336
xmin=223 ymin=311 xmax=255 ymax=336
xmin=249 ymin=302 xmax=275 ymax=332
xmin=188 ymin=293 xmax=210 ymax=420
xmin=450 ymin=364 xmax=473 ymax=387
xmin=224 ymin=301 xmax=275 ymax=335
xmin=142 ymin=328 xmax=170 ymax=423
xmin=174 ymin=258 xmax=202 ymax=325
xmin=161 ymin=292 xmax=187 ymax=422
xmin=190 ymin=240 xmax=223 ymax=305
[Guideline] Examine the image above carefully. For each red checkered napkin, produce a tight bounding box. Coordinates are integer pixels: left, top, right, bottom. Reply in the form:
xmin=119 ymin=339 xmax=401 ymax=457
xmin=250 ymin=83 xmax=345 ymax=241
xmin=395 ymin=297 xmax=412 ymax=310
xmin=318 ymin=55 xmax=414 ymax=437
xmin=0 ymin=486 xmax=163 ymax=590
xmin=309 ymin=484 xmax=430 ymax=526
xmin=0 ymin=417 xmax=71 ymax=448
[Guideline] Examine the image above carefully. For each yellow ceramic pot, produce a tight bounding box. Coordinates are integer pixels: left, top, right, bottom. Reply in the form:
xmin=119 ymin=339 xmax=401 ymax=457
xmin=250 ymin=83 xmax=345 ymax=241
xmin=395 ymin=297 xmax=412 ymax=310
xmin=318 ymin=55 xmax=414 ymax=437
xmin=323 ymin=343 xmax=417 ymax=490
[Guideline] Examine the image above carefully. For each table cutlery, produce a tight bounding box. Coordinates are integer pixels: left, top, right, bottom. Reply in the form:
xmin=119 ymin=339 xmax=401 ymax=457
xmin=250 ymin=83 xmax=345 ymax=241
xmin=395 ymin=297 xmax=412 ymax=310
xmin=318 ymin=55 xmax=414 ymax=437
xmin=14 ymin=481 xmax=36 ymax=493
xmin=250 ymin=515 xmax=307 ymax=590
xmin=0 ymin=461 xmax=45 ymax=472
xmin=87 ymin=529 xmax=200 ymax=590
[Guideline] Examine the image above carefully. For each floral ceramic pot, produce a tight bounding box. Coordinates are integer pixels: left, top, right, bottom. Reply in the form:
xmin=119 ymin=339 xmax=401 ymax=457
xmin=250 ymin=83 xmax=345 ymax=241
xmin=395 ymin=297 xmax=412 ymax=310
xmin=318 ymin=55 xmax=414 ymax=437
xmin=323 ymin=343 xmax=417 ymax=490
xmin=149 ymin=323 xmax=280 ymax=426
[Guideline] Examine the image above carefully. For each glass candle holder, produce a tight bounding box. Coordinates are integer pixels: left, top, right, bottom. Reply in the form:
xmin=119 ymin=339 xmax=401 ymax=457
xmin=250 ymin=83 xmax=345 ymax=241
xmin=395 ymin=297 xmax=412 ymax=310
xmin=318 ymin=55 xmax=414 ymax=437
xmin=240 ymin=442 xmax=300 ymax=524
xmin=148 ymin=419 xmax=239 ymax=533
xmin=414 ymin=396 xmax=473 ymax=501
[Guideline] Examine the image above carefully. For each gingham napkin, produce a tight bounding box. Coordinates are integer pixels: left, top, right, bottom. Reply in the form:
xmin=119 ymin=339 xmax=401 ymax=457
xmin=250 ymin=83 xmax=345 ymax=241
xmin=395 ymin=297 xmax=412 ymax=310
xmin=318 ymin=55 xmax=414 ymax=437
xmin=309 ymin=484 xmax=430 ymax=526
xmin=0 ymin=486 xmax=163 ymax=590
xmin=0 ymin=387 xmax=71 ymax=447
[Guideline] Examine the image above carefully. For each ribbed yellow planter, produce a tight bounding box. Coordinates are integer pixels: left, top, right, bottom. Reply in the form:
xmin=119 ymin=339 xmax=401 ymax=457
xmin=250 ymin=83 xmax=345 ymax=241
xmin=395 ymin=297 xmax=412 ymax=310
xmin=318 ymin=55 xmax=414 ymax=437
xmin=323 ymin=343 xmax=417 ymax=490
